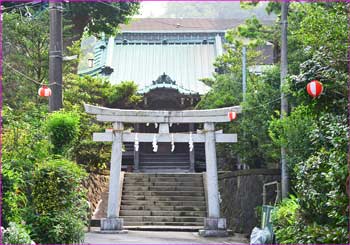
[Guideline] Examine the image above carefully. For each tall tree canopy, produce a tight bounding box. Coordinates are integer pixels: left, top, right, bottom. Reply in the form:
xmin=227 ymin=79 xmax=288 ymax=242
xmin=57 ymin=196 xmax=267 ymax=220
xmin=2 ymin=1 xmax=140 ymax=41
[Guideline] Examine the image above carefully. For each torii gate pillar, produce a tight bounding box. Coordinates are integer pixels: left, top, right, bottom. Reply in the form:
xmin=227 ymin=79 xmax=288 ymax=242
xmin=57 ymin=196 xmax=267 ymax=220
xmin=100 ymin=122 xmax=127 ymax=233
xmin=199 ymin=122 xmax=228 ymax=237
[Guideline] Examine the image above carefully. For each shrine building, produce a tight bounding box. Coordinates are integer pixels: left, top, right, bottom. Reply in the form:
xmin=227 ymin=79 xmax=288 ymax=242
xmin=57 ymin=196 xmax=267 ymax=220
xmin=79 ymin=18 xmax=273 ymax=173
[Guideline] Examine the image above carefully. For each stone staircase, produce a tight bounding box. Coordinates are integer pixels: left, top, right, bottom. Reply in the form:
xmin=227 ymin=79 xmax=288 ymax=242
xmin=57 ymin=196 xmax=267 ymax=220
xmin=120 ymin=173 xmax=207 ymax=229
xmin=139 ymin=153 xmax=190 ymax=172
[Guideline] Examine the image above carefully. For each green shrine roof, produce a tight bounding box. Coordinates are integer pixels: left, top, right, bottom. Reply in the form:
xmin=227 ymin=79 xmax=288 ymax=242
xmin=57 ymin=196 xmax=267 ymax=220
xmin=78 ymin=19 xmax=231 ymax=95
xmin=79 ymin=39 xmax=220 ymax=95
xmin=109 ymin=42 xmax=217 ymax=94
xmin=79 ymin=18 xmax=274 ymax=95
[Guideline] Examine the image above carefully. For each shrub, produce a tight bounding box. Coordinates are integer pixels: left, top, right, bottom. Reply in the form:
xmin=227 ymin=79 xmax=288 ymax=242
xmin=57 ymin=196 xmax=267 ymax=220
xmin=2 ymin=222 xmax=35 ymax=245
xmin=71 ymin=140 xmax=111 ymax=171
xmin=28 ymin=159 xmax=88 ymax=244
xmin=2 ymin=166 xmax=27 ymax=228
xmin=46 ymin=110 xmax=80 ymax=154
xmin=272 ymin=197 xmax=347 ymax=244
xmin=272 ymin=113 xmax=348 ymax=244
xmin=271 ymin=196 xmax=302 ymax=243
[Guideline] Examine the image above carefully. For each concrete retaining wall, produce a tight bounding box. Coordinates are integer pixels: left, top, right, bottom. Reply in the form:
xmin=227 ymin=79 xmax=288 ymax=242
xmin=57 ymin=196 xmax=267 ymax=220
xmin=218 ymin=169 xmax=280 ymax=234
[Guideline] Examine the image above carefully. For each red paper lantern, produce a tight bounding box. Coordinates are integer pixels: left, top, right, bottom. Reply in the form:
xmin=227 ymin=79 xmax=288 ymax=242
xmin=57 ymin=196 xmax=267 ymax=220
xmin=228 ymin=111 xmax=237 ymax=121
xmin=38 ymin=85 xmax=52 ymax=97
xmin=306 ymin=80 xmax=323 ymax=98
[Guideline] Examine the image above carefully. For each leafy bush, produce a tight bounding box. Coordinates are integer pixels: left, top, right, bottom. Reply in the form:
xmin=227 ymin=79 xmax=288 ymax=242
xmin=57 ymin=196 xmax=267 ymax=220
xmin=46 ymin=110 xmax=80 ymax=154
xmin=2 ymin=222 xmax=35 ymax=245
xmin=28 ymin=159 xmax=88 ymax=244
xmin=71 ymin=140 xmax=111 ymax=171
xmin=272 ymin=114 xmax=348 ymax=243
xmin=271 ymin=196 xmax=301 ymax=243
xmin=2 ymin=105 xmax=50 ymax=165
xmin=2 ymin=166 xmax=27 ymax=228
xmin=2 ymin=105 xmax=50 ymax=228
xmin=272 ymin=197 xmax=347 ymax=244
xmin=269 ymin=105 xmax=316 ymax=181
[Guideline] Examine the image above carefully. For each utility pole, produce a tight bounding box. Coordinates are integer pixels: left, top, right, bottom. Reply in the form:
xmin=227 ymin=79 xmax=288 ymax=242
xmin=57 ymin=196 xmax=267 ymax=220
xmin=346 ymin=2 xmax=350 ymax=243
xmin=49 ymin=1 xmax=63 ymax=112
xmin=280 ymin=1 xmax=289 ymax=198
xmin=242 ymin=46 xmax=247 ymax=102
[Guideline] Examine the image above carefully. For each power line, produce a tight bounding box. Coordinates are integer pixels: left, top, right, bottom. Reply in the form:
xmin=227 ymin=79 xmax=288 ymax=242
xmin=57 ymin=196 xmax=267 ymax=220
xmin=2 ymin=1 xmax=42 ymax=11
xmin=242 ymin=95 xmax=287 ymax=112
xmin=3 ymin=62 xmax=63 ymax=87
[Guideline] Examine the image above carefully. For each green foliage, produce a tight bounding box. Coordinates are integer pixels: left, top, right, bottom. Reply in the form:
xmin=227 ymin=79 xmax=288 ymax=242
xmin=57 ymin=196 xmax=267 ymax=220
xmin=197 ymin=74 xmax=242 ymax=109
xmin=272 ymin=196 xmax=347 ymax=244
xmin=2 ymin=166 xmax=27 ymax=228
xmin=269 ymin=105 xmax=316 ymax=172
xmin=28 ymin=159 xmax=88 ymax=244
xmin=64 ymin=1 xmax=139 ymax=37
xmin=271 ymin=196 xmax=300 ymax=243
xmin=64 ymin=74 xmax=142 ymax=109
xmin=293 ymin=3 xmax=348 ymax=70
xmin=2 ymin=104 xmax=50 ymax=228
xmin=288 ymin=51 xmax=347 ymax=115
xmin=3 ymin=11 xmax=49 ymax=109
xmin=2 ymin=222 xmax=35 ymax=245
xmin=238 ymin=66 xmax=280 ymax=168
xmin=46 ymin=110 xmax=80 ymax=154
xmin=272 ymin=114 xmax=348 ymax=243
xmin=64 ymin=75 xmax=114 ymax=108
xmin=63 ymin=75 xmax=142 ymax=170
xmin=71 ymin=140 xmax=111 ymax=171
xmin=2 ymin=104 xmax=50 ymax=165
xmin=108 ymin=81 xmax=143 ymax=108
xmin=294 ymin=114 xmax=347 ymax=225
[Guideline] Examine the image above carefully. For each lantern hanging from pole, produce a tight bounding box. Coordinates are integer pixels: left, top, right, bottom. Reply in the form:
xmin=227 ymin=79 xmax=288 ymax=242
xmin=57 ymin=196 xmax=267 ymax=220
xmin=228 ymin=111 xmax=237 ymax=121
xmin=38 ymin=85 xmax=52 ymax=97
xmin=306 ymin=80 xmax=323 ymax=98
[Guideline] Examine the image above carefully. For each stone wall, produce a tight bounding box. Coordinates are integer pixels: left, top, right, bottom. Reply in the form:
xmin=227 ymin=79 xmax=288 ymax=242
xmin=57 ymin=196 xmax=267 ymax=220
xmin=218 ymin=169 xmax=280 ymax=234
xmin=82 ymin=173 xmax=109 ymax=212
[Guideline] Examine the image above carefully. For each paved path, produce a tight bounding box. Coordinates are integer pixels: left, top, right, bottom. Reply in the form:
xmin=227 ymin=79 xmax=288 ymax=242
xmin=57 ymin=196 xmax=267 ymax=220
xmin=84 ymin=230 xmax=248 ymax=244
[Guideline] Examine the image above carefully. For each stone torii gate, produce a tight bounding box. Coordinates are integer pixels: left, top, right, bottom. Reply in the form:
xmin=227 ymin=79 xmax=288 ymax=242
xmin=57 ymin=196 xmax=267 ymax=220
xmin=84 ymin=104 xmax=241 ymax=236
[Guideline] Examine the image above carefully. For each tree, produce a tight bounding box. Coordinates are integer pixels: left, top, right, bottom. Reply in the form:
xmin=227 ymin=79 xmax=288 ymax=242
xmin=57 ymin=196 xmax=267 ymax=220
xmin=3 ymin=11 xmax=49 ymax=109
xmin=2 ymin=1 xmax=140 ymax=42
xmin=64 ymin=1 xmax=139 ymax=40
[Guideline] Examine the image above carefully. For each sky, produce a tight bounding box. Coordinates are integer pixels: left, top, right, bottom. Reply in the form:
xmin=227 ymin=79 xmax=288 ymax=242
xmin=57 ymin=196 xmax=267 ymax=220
xmin=136 ymin=1 xmax=168 ymax=18
xmin=135 ymin=1 xmax=275 ymax=20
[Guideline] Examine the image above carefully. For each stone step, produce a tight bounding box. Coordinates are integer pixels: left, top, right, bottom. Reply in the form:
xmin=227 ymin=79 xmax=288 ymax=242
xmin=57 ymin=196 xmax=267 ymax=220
xmin=140 ymin=162 xmax=190 ymax=167
xmin=124 ymin=177 xmax=203 ymax=183
xmin=125 ymin=173 xmax=203 ymax=177
xmin=124 ymin=222 xmax=204 ymax=227
xmin=121 ymin=200 xmax=206 ymax=206
xmin=90 ymin=220 xmax=204 ymax=228
xmin=123 ymin=185 xmax=204 ymax=192
xmin=120 ymin=210 xmax=206 ymax=217
xmin=124 ymin=181 xmax=204 ymax=187
xmin=138 ymin=167 xmax=191 ymax=173
xmin=121 ymin=216 xmax=204 ymax=223
xmin=122 ymin=195 xmax=205 ymax=202
xmin=122 ymin=191 xmax=204 ymax=197
xmin=120 ymin=205 xmax=206 ymax=212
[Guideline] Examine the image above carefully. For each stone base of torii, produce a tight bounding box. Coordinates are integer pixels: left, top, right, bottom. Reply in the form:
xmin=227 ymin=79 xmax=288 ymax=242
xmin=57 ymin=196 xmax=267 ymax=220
xmin=84 ymin=104 xmax=241 ymax=236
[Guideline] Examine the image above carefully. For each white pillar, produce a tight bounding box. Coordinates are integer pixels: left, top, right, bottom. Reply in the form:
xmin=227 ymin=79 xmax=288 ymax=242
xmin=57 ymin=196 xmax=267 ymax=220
xmin=204 ymin=122 xmax=220 ymax=218
xmin=107 ymin=122 xmax=123 ymax=218
xmin=199 ymin=122 xmax=227 ymax=237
